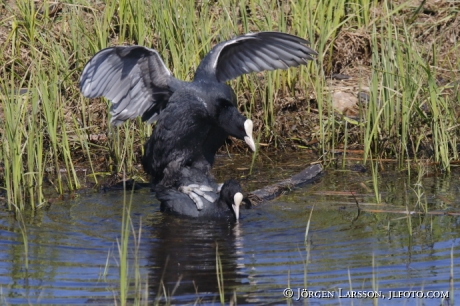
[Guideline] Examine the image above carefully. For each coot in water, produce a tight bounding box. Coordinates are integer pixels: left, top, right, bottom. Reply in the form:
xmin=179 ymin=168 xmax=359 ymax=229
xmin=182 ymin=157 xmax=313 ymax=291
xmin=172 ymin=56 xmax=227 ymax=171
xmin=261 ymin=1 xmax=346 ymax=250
xmin=156 ymin=164 xmax=244 ymax=221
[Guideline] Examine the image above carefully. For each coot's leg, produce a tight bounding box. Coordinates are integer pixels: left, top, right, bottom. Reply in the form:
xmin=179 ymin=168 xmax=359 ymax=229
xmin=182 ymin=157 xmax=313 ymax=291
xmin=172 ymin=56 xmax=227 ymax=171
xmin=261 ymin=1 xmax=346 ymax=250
xmin=178 ymin=184 xmax=218 ymax=210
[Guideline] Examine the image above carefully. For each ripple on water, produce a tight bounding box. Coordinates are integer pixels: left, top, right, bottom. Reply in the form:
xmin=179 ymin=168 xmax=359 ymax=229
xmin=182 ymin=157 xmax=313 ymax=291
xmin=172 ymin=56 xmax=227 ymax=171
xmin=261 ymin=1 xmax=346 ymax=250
xmin=0 ymin=163 xmax=459 ymax=305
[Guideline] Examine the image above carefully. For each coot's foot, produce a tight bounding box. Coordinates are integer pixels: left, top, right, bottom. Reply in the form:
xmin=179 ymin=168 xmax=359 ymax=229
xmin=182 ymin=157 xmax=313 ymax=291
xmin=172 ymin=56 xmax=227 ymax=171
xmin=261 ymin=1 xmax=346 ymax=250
xmin=178 ymin=184 xmax=218 ymax=210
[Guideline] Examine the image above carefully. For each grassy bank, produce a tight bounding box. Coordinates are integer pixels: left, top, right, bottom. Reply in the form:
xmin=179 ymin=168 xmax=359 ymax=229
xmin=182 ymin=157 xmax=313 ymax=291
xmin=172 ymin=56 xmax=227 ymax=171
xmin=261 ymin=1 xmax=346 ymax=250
xmin=0 ymin=0 xmax=459 ymax=209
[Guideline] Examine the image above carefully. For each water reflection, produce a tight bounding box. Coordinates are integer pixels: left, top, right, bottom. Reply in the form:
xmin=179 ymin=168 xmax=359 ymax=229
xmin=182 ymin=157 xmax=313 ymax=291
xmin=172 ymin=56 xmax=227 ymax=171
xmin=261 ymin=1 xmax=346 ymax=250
xmin=148 ymin=216 xmax=245 ymax=304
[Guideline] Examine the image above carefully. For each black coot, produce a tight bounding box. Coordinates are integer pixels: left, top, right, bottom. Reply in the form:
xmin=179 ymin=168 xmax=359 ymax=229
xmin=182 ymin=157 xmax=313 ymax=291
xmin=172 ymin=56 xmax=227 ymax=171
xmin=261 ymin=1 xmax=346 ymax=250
xmin=79 ymin=31 xmax=316 ymax=166
xmin=79 ymin=32 xmax=317 ymax=204
xmin=156 ymin=164 xmax=244 ymax=221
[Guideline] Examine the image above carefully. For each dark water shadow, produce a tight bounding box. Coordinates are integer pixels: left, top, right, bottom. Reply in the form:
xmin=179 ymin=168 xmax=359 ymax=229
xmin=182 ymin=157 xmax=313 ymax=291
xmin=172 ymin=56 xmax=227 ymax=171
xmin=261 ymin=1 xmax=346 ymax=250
xmin=147 ymin=216 xmax=245 ymax=304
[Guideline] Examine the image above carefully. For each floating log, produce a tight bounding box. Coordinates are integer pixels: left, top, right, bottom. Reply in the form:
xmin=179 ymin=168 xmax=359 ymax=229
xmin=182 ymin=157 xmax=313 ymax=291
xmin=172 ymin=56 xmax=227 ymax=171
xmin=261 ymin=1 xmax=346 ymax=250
xmin=248 ymin=163 xmax=323 ymax=205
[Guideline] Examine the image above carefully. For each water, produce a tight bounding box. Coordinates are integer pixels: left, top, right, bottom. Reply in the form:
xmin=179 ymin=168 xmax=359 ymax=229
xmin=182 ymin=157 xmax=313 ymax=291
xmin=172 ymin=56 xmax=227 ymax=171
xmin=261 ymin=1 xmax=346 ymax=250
xmin=0 ymin=154 xmax=459 ymax=305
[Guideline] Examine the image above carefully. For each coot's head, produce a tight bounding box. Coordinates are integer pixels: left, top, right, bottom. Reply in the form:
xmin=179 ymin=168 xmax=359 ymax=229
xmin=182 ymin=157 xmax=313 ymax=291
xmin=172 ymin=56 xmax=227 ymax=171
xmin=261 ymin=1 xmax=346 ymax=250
xmin=196 ymin=81 xmax=255 ymax=152
xmin=219 ymin=179 xmax=244 ymax=221
xmin=215 ymin=101 xmax=256 ymax=152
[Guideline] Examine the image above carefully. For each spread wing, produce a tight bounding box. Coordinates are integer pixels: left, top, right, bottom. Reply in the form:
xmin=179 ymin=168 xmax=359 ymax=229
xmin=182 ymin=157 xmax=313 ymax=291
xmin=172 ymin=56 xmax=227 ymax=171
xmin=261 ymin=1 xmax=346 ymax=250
xmin=79 ymin=46 xmax=183 ymax=125
xmin=195 ymin=32 xmax=317 ymax=82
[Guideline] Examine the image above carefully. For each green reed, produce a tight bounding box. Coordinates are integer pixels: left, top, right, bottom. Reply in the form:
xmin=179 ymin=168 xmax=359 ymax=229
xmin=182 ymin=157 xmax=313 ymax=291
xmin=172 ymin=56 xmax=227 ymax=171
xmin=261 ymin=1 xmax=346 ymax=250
xmin=116 ymin=178 xmax=148 ymax=306
xmin=450 ymin=245 xmax=454 ymax=305
xmin=303 ymin=207 xmax=314 ymax=290
xmin=370 ymin=161 xmax=381 ymax=204
xmin=216 ymin=244 xmax=225 ymax=305
xmin=118 ymin=178 xmax=132 ymax=306
xmin=362 ymin=1 xmax=458 ymax=170
xmin=1 ymin=78 xmax=29 ymax=210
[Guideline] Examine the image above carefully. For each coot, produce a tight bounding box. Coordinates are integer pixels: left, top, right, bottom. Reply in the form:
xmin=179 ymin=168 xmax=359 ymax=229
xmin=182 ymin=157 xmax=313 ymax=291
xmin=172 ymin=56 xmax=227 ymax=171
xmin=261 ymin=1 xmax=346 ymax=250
xmin=80 ymin=32 xmax=317 ymax=205
xmin=79 ymin=32 xmax=316 ymax=164
xmin=156 ymin=164 xmax=243 ymax=221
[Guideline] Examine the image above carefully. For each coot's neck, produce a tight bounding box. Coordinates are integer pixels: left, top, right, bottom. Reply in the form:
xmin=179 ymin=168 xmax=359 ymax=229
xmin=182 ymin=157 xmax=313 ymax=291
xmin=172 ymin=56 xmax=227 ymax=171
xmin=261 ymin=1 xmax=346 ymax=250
xmin=194 ymin=50 xmax=219 ymax=83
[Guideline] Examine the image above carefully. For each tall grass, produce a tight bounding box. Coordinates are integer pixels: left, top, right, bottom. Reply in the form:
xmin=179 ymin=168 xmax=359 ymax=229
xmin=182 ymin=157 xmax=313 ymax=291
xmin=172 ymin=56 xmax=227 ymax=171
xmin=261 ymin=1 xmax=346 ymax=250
xmin=1 ymin=0 xmax=459 ymax=209
xmin=362 ymin=1 xmax=458 ymax=169
xmin=116 ymin=176 xmax=148 ymax=306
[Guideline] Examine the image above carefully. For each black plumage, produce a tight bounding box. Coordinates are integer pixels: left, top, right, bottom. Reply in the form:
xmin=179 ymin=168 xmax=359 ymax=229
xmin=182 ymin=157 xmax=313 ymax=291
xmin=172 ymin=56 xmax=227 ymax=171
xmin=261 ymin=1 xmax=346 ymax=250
xmin=141 ymin=82 xmax=253 ymax=187
xmin=156 ymin=164 xmax=244 ymax=221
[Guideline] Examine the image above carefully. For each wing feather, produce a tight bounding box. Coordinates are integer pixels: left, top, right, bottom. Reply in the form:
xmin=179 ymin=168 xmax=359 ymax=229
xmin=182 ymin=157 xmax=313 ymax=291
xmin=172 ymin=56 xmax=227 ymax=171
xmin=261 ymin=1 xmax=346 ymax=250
xmin=79 ymin=46 xmax=181 ymax=125
xmin=196 ymin=32 xmax=317 ymax=82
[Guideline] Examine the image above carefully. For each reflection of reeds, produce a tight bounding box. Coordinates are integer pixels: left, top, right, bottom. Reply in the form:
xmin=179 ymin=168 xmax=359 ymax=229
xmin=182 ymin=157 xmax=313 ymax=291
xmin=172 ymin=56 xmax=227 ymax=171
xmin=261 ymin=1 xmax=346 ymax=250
xmin=1 ymin=0 xmax=459 ymax=209
xmin=412 ymin=162 xmax=428 ymax=213
xmin=17 ymin=210 xmax=29 ymax=271
xmin=372 ymin=253 xmax=378 ymax=306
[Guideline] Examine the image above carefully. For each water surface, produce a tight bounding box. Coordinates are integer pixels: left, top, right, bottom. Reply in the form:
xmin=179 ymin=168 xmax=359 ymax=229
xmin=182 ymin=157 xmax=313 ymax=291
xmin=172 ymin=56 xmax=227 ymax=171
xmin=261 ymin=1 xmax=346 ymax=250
xmin=0 ymin=154 xmax=459 ymax=305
